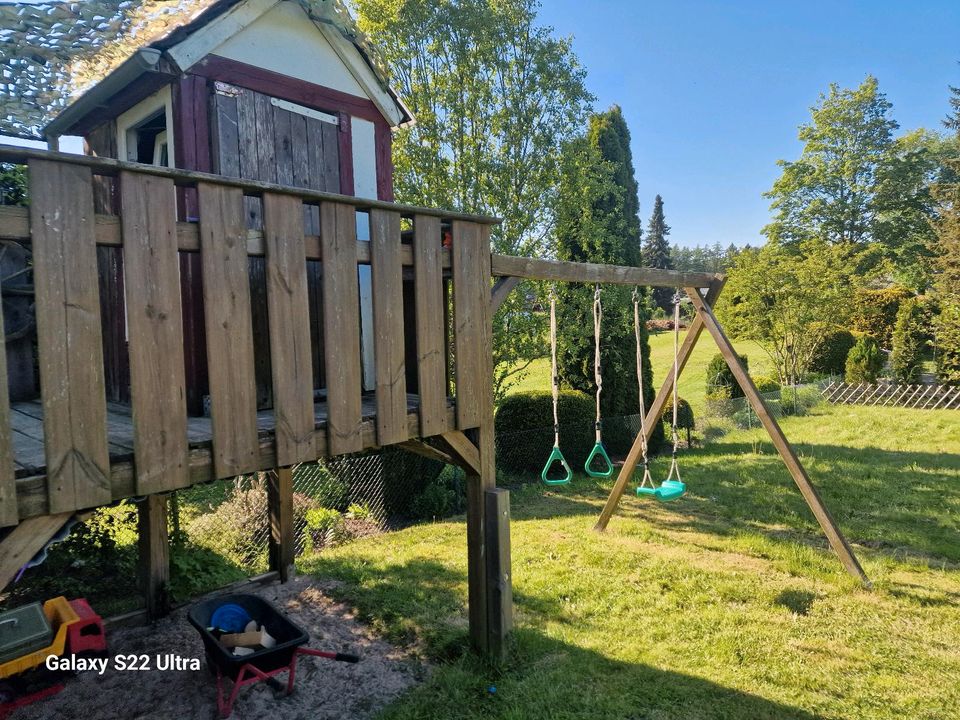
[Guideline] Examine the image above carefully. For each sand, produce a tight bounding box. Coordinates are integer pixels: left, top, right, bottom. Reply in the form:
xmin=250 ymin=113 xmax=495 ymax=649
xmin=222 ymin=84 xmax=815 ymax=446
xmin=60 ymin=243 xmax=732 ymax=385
xmin=11 ymin=575 xmax=423 ymax=720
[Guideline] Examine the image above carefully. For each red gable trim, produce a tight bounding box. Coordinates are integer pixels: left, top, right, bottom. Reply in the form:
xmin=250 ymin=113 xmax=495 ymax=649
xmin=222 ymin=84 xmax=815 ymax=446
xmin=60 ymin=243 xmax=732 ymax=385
xmin=191 ymin=54 xmax=387 ymax=125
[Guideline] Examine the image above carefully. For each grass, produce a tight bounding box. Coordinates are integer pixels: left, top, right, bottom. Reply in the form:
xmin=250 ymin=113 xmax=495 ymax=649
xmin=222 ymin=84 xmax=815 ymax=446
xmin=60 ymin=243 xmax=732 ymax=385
xmin=300 ymin=402 xmax=960 ymax=719
xmin=503 ymin=329 xmax=774 ymax=417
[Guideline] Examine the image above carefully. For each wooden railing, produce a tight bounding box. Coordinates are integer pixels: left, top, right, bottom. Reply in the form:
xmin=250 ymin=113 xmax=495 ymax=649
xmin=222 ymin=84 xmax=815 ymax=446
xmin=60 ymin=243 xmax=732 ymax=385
xmin=0 ymin=146 xmax=497 ymax=526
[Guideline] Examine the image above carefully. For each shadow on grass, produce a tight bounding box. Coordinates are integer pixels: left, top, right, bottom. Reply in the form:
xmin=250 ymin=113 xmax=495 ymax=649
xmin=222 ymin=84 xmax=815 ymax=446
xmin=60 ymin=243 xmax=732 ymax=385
xmin=303 ymin=555 xmax=825 ymax=720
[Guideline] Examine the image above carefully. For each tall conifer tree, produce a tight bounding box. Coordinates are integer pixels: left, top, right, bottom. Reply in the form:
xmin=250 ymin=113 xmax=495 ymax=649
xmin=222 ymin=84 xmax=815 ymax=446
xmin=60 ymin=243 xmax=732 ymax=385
xmin=642 ymin=194 xmax=673 ymax=311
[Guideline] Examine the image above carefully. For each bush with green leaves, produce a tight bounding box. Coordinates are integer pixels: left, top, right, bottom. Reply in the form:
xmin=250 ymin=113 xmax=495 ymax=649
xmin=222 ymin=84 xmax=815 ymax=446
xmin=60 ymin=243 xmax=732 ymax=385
xmin=495 ymin=390 xmax=595 ymax=473
xmin=845 ymin=335 xmax=885 ymax=383
xmin=890 ymin=297 xmax=926 ymax=382
xmin=851 ymin=285 xmax=912 ymax=347
xmin=187 ymin=482 xmax=317 ymax=567
xmin=753 ymin=374 xmax=782 ymax=395
xmin=706 ymin=353 xmax=748 ymax=399
xmin=660 ymin=395 xmax=695 ymax=445
xmin=304 ymin=507 xmax=344 ymax=552
xmin=297 ymin=462 xmax=351 ymax=511
xmin=809 ymin=328 xmax=856 ymax=376
xmin=409 ymin=465 xmax=467 ymax=521
xmin=936 ymin=302 xmax=960 ymax=384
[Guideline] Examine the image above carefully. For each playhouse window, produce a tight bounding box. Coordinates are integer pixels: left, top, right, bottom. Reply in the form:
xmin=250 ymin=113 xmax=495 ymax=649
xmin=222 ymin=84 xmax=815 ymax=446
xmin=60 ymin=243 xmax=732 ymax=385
xmin=128 ymin=110 xmax=168 ymax=166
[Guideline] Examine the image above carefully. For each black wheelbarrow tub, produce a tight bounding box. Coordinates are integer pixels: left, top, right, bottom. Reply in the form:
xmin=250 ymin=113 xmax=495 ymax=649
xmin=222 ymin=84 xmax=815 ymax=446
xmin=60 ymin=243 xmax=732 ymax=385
xmin=187 ymin=594 xmax=308 ymax=680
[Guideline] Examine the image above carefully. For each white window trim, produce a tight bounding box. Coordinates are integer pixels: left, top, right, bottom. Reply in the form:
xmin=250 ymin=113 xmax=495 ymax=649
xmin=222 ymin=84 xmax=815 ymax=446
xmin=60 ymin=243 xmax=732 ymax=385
xmin=116 ymin=85 xmax=176 ymax=168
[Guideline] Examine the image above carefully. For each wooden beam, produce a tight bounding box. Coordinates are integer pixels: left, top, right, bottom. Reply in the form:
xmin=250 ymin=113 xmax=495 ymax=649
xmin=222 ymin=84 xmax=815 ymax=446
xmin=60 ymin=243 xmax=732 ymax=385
xmin=685 ymin=288 xmax=871 ymax=587
xmin=138 ymin=495 xmax=170 ymax=620
xmin=0 ymin=513 xmax=72 ymax=592
xmin=491 ymin=254 xmax=718 ymax=290
xmin=490 ymin=276 xmax=521 ymax=314
xmin=0 ymin=276 xmax=16 ymax=527
xmin=268 ymin=467 xmax=295 ymax=583
xmin=0 ymin=145 xmax=501 ymax=225
xmin=396 ymin=439 xmax=456 ymax=466
xmin=595 ymin=280 xmax=726 ymax=531
xmin=484 ymin=488 xmax=512 ymax=663
xmin=437 ymin=431 xmax=482 ymax=476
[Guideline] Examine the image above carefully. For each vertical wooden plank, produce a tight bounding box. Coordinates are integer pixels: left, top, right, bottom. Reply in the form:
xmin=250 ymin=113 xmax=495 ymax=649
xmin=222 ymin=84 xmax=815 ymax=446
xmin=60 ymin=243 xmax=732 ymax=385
xmin=485 ymin=488 xmax=513 ymax=662
xmin=138 ymin=495 xmax=170 ymax=620
xmin=263 ymin=192 xmax=315 ymax=466
xmin=273 ymin=104 xmax=294 ymax=187
xmin=413 ymin=215 xmax=449 ymax=437
xmin=320 ymin=202 xmax=363 ymax=455
xmin=452 ymin=221 xmax=490 ymax=430
xmin=0 ymin=299 xmax=16 ymax=526
xmin=210 ymin=91 xmax=241 ymax=178
xmin=29 ymin=159 xmax=111 ymax=513
xmin=320 ymin=120 xmax=341 ymax=193
xmin=255 ymin=91 xmax=277 ymax=185
xmin=268 ymin=466 xmax=295 ymax=583
xmin=198 ymin=183 xmax=259 ymax=478
xmin=595 ymin=279 xmax=726 ymax=532
xmin=120 ymin=171 xmax=189 ymax=495
xmin=369 ymin=209 xmax=408 ymax=445
xmin=236 ymin=88 xmax=262 ymax=230
xmin=687 ymin=287 xmax=871 ymax=586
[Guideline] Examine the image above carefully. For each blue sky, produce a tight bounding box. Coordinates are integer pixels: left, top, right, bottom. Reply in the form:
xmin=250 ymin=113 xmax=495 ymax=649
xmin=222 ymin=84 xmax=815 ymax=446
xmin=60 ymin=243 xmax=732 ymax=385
xmin=537 ymin=0 xmax=960 ymax=248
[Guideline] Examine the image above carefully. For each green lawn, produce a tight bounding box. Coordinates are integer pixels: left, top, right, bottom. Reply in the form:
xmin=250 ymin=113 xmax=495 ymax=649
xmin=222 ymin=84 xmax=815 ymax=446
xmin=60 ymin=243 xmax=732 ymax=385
xmin=300 ymin=402 xmax=960 ymax=719
xmin=503 ymin=329 xmax=774 ymax=417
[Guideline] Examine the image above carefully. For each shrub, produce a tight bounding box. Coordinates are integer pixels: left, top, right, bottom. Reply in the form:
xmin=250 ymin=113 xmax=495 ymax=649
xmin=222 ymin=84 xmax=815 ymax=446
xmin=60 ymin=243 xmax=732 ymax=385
xmin=936 ymin=302 xmax=960 ymax=384
xmin=891 ymin=298 xmax=925 ymax=382
xmin=660 ymin=396 xmax=695 ymax=445
xmin=850 ymin=285 xmax=912 ymax=347
xmin=187 ymin=482 xmax=317 ymax=567
xmin=495 ymin=390 xmax=595 ymax=474
xmin=409 ymin=465 xmax=467 ymax=520
xmin=809 ymin=328 xmax=856 ymax=376
xmin=296 ymin=462 xmax=350 ymax=511
xmin=706 ymin=353 xmax=748 ymax=399
xmin=304 ymin=507 xmax=344 ymax=552
xmin=845 ymin=336 xmax=884 ymax=383
xmin=753 ymin=374 xmax=781 ymax=395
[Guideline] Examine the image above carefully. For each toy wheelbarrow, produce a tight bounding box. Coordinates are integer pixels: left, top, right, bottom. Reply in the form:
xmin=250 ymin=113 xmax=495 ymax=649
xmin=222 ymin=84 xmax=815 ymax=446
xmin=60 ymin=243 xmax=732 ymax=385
xmin=187 ymin=594 xmax=359 ymax=718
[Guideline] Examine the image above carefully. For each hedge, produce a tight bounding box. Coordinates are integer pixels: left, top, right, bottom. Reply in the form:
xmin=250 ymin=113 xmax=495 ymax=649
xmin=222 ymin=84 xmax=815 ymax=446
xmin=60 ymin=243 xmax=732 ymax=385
xmin=495 ymin=390 xmax=595 ymax=474
xmin=706 ymin=352 xmax=748 ymax=399
xmin=810 ymin=328 xmax=856 ymax=376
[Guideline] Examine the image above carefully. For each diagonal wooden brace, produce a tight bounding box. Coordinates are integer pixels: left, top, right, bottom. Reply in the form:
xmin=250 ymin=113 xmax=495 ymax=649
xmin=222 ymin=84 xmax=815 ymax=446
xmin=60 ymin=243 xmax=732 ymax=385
xmin=685 ymin=287 xmax=870 ymax=586
xmin=594 ymin=279 xmax=726 ymax=531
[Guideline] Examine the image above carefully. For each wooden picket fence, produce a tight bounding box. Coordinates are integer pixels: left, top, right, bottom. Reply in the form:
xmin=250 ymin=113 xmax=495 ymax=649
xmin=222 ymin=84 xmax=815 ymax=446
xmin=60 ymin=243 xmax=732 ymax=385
xmin=820 ymin=381 xmax=960 ymax=410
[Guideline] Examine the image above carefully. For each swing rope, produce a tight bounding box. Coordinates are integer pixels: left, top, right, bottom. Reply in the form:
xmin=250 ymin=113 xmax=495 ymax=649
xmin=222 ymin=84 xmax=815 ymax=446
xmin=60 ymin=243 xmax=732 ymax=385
xmin=585 ymin=285 xmax=614 ymax=478
xmin=665 ymin=291 xmax=683 ymax=484
xmin=633 ymin=289 xmax=655 ymax=490
xmin=541 ymin=287 xmax=572 ymax=486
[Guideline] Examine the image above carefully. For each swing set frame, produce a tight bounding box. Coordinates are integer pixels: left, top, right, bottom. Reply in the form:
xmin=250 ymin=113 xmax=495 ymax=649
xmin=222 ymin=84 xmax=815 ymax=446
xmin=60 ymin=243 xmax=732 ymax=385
xmin=492 ymin=262 xmax=870 ymax=588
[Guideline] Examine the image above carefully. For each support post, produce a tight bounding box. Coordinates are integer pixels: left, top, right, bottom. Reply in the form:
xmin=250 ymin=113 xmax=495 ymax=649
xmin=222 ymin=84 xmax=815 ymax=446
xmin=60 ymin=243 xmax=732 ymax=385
xmin=138 ymin=495 xmax=170 ymax=620
xmin=484 ymin=488 xmax=512 ymax=662
xmin=685 ymin=287 xmax=870 ymax=586
xmin=268 ymin=466 xmax=295 ymax=583
xmin=595 ymin=279 xmax=726 ymax=531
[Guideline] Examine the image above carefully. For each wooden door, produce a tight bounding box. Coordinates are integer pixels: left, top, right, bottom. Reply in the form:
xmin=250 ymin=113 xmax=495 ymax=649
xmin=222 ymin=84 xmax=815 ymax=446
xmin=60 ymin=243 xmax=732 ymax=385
xmin=210 ymin=82 xmax=340 ymax=409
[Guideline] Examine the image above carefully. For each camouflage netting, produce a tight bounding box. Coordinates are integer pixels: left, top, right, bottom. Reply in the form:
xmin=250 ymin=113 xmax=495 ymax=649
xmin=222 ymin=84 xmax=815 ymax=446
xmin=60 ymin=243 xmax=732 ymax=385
xmin=0 ymin=0 xmax=389 ymax=140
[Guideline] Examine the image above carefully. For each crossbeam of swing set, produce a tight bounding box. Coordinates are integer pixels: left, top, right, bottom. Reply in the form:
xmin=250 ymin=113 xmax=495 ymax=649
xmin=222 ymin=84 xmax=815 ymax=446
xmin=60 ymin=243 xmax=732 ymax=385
xmin=489 ymin=266 xmax=870 ymax=587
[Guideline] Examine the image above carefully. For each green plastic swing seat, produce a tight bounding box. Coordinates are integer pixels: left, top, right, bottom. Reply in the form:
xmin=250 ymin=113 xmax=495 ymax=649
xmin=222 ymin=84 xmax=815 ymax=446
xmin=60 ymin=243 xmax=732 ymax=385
xmin=636 ymin=479 xmax=687 ymax=502
xmin=584 ymin=442 xmax=614 ymax=478
xmin=541 ymin=446 xmax=573 ymax=486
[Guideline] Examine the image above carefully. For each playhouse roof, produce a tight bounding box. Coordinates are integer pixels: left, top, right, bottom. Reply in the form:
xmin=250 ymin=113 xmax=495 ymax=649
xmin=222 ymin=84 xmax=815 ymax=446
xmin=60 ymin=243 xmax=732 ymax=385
xmin=0 ymin=0 xmax=404 ymax=140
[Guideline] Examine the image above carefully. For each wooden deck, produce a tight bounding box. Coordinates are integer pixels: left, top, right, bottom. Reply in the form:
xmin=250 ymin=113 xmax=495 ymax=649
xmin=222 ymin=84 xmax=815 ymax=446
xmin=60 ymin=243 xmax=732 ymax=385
xmin=9 ymin=393 xmax=426 ymax=478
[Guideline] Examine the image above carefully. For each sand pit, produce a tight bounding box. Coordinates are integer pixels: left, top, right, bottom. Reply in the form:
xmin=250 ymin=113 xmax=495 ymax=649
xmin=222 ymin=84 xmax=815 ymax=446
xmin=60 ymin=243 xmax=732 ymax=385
xmin=11 ymin=575 xmax=423 ymax=720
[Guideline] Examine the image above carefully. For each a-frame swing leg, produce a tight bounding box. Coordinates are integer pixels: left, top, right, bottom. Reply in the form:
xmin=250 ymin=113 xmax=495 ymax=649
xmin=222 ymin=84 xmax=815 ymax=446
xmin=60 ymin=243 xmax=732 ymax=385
xmin=685 ymin=287 xmax=871 ymax=587
xmin=594 ymin=280 xmax=726 ymax=531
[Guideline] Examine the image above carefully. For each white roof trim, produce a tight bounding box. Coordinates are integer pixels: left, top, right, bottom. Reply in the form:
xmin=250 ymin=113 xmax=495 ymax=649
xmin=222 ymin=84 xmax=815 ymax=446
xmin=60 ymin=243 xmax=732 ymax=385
xmin=165 ymin=0 xmax=409 ymax=128
xmin=166 ymin=0 xmax=281 ymax=71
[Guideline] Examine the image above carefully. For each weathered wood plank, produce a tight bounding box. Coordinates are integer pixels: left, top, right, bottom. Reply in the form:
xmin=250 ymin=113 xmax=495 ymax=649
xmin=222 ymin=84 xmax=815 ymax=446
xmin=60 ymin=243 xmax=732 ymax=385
xmin=120 ymin=171 xmax=189 ymax=494
xmin=263 ymin=192 xmax=316 ymax=466
xmin=320 ymin=202 xmax=363 ymax=455
xmin=452 ymin=221 xmax=490 ymax=430
xmin=595 ymin=280 xmax=726 ymax=532
xmin=138 ymin=495 xmax=170 ymax=619
xmin=687 ymin=287 xmax=870 ymax=586
xmin=198 ymin=183 xmax=260 ymax=477
xmin=268 ymin=466 xmax=295 ymax=583
xmin=369 ymin=209 xmax=408 ymax=445
xmin=413 ymin=215 xmax=449 ymax=437
xmin=0 ymin=513 xmax=72 ymax=591
xmin=485 ymin=487 xmax=512 ymax=662
xmin=492 ymin=254 xmax=717 ymax=290
xmin=0 ymin=297 xmax=15 ymax=526
xmin=29 ymin=159 xmax=111 ymax=514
